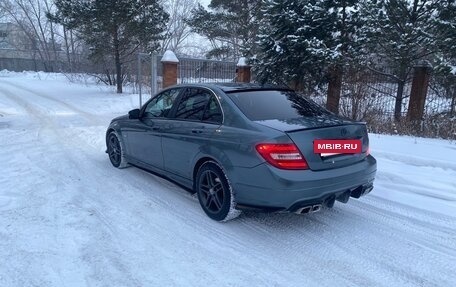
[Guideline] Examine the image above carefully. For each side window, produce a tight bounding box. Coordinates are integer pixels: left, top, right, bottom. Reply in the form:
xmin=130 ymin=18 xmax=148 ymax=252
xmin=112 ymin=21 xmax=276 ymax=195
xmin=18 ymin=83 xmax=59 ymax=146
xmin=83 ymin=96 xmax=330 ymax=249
xmin=143 ymin=88 xmax=181 ymax=118
xmin=202 ymin=95 xmax=223 ymax=124
xmin=174 ymin=88 xmax=211 ymax=121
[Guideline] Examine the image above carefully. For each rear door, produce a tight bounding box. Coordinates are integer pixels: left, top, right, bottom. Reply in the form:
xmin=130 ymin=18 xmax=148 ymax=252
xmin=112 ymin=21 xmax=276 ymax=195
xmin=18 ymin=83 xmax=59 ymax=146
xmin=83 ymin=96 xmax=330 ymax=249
xmin=161 ymin=88 xmax=222 ymax=179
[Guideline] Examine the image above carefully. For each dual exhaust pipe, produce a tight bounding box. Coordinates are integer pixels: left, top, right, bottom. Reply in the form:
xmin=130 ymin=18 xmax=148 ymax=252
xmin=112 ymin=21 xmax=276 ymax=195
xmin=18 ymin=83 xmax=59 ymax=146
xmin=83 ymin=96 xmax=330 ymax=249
xmin=294 ymin=184 xmax=374 ymax=215
xmin=295 ymin=204 xmax=322 ymax=215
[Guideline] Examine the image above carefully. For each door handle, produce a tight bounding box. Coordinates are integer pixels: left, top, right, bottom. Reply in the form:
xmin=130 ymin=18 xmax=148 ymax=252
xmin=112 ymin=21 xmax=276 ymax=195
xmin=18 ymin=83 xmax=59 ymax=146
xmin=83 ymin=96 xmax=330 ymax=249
xmin=191 ymin=129 xmax=203 ymax=134
xmin=152 ymin=126 xmax=161 ymax=131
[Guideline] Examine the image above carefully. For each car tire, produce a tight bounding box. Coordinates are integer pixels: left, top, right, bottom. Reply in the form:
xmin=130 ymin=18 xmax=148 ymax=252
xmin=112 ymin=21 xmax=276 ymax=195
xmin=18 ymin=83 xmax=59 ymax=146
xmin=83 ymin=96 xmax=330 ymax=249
xmin=195 ymin=162 xmax=241 ymax=222
xmin=107 ymin=131 xmax=129 ymax=169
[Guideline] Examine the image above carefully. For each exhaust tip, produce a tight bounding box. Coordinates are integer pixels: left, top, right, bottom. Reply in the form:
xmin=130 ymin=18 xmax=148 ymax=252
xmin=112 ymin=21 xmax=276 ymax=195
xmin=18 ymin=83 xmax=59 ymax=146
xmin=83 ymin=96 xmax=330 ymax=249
xmin=364 ymin=185 xmax=374 ymax=195
xmin=296 ymin=206 xmax=312 ymax=214
xmin=312 ymin=204 xmax=322 ymax=212
xmin=295 ymin=204 xmax=322 ymax=214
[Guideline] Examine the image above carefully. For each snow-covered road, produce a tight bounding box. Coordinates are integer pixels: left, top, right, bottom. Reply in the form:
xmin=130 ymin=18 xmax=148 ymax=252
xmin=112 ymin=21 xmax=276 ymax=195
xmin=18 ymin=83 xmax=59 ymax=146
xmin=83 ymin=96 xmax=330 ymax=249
xmin=1 ymin=72 xmax=455 ymax=287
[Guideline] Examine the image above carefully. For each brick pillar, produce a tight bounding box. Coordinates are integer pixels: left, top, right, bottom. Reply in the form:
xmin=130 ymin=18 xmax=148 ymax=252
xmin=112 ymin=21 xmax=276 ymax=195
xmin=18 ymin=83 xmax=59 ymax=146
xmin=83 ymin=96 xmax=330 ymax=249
xmin=407 ymin=61 xmax=432 ymax=123
xmin=236 ymin=57 xmax=251 ymax=83
xmin=161 ymin=50 xmax=179 ymax=88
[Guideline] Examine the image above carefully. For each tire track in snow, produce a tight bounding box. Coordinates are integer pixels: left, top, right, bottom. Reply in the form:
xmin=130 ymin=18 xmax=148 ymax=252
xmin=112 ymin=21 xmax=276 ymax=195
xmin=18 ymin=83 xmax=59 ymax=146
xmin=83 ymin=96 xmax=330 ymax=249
xmin=374 ymin=150 xmax=456 ymax=171
xmin=0 ymin=86 xmax=150 ymax=285
xmin=361 ymin=194 xmax=455 ymax=236
xmin=239 ymin=200 xmax=456 ymax=287
xmin=0 ymin=87 xmax=54 ymax=129
xmin=0 ymin=79 xmax=104 ymax=126
xmin=1 ymin=85 xmax=243 ymax=285
xmin=330 ymin=202 xmax=456 ymax=285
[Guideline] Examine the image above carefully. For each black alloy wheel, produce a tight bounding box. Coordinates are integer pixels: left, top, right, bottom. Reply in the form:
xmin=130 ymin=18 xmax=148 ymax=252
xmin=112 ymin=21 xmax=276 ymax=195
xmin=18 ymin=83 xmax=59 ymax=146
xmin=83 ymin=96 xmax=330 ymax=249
xmin=107 ymin=132 xmax=127 ymax=168
xmin=200 ymin=170 xmax=225 ymax=213
xmin=196 ymin=162 xmax=239 ymax=221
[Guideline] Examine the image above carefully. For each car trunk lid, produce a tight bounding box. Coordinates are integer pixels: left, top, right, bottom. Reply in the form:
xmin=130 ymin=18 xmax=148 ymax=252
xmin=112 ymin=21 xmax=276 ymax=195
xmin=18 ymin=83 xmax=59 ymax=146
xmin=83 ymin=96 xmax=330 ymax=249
xmin=255 ymin=117 xmax=369 ymax=171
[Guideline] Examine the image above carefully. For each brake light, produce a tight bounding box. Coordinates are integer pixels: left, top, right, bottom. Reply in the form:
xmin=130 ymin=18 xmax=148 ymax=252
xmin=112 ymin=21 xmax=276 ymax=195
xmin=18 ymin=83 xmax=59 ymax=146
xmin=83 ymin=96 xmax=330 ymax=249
xmin=255 ymin=143 xmax=308 ymax=170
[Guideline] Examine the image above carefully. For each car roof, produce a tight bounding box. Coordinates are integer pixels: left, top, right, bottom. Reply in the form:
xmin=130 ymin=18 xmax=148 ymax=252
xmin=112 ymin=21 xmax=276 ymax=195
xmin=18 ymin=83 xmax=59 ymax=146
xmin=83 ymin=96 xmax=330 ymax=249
xmin=173 ymin=82 xmax=291 ymax=92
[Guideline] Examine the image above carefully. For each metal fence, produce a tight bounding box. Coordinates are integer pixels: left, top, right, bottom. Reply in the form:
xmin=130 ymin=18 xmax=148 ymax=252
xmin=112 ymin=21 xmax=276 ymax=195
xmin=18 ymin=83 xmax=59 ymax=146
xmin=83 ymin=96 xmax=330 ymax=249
xmin=0 ymin=48 xmax=104 ymax=73
xmin=136 ymin=53 xmax=237 ymax=106
xmin=308 ymin=66 xmax=455 ymax=139
xmin=178 ymin=57 xmax=236 ymax=84
xmin=310 ymin=67 xmax=455 ymax=121
xmin=136 ymin=53 xmax=162 ymax=106
xmin=428 ymin=73 xmax=456 ymax=115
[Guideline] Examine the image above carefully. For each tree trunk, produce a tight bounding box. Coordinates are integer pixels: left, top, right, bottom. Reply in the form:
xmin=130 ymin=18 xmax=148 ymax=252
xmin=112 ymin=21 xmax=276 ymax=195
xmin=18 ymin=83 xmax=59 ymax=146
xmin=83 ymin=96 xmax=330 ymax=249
xmin=394 ymin=80 xmax=405 ymax=121
xmin=44 ymin=0 xmax=59 ymax=67
xmin=113 ymin=29 xmax=122 ymax=93
xmin=69 ymin=30 xmax=78 ymax=70
xmin=106 ymin=70 xmax=113 ymax=86
xmin=450 ymin=90 xmax=455 ymax=116
xmin=49 ymin=21 xmax=58 ymax=64
xmin=63 ymin=27 xmax=72 ymax=71
xmin=394 ymin=65 xmax=408 ymax=122
xmin=326 ymin=65 xmax=343 ymax=114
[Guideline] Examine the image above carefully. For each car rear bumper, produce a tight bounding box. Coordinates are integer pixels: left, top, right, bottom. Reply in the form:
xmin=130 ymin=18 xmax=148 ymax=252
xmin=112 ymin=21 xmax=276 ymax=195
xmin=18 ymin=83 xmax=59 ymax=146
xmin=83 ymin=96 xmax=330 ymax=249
xmin=230 ymin=155 xmax=377 ymax=212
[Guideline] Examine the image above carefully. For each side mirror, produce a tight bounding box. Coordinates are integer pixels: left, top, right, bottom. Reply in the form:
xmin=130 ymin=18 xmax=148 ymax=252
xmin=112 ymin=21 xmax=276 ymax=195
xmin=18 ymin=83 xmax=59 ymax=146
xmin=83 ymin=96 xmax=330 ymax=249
xmin=128 ymin=109 xmax=140 ymax=119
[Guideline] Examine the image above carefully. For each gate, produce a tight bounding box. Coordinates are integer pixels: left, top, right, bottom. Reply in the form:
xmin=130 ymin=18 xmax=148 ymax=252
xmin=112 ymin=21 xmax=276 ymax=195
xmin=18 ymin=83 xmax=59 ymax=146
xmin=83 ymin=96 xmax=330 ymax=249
xmin=136 ymin=52 xmax=238 ymax=108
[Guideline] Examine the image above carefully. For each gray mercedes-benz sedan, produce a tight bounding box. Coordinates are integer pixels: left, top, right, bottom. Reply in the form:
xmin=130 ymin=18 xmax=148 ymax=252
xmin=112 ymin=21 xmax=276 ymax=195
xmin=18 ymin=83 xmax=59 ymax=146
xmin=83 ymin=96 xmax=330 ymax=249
xmin=106 ymin=83 xmax=376 ymax=221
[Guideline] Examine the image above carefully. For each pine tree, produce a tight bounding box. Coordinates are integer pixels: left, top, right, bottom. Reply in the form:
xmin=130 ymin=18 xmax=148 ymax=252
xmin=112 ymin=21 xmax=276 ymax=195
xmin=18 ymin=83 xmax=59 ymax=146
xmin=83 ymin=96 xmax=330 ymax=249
xmin=256 ymin=0 xmax=364 ymax=113
xmin=50 ymin=0 xmax=168 ymax=93
xmin=435 ymin=0 xmax=456 ymax=70
xmin=359 ymin=0 xmax=442 ymax=121
xmin=256 ymin=1 xmax=327 ymax=88
xmin=434 ymin=0 xmax=456 ymax=115
xmin=187 ymin=0 xmax=262 ymax=60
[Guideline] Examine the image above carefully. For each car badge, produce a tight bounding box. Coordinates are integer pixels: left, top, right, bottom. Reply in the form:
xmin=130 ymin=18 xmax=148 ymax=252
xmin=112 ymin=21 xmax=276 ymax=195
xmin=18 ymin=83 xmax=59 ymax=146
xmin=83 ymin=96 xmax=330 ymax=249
xmin=341 ymin=128 xmax=348 ymax=136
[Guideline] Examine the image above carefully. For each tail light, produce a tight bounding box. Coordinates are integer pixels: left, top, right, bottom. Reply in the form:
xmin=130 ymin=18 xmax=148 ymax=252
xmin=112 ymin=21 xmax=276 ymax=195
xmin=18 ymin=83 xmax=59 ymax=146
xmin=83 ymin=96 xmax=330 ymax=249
xmin=255 ymin=143 xmax=308 ymax=170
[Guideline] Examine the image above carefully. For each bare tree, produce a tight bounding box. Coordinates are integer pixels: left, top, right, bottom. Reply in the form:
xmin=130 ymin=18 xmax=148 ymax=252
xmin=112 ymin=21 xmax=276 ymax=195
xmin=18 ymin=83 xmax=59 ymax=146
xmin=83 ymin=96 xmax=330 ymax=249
xmin=0 ymin=0 xmax=60 ymax=72
xmin=161 ymin=0 xmax=199 ymax=54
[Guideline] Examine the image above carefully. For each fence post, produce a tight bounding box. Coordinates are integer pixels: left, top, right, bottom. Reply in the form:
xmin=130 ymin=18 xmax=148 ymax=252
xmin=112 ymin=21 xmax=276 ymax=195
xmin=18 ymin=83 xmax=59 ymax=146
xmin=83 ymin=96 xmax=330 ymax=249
xmin=137 ymin=53 xmax=142 ymax=108
xmin=236 ymin=57 xmax=251 ymax=83
xmin=407 ymin=61 xmax=433 ymax=124
xmin=151 ymin=53 xmax=158 ymax=96
xmin=161 ymin=50 xmax=179 ymax=88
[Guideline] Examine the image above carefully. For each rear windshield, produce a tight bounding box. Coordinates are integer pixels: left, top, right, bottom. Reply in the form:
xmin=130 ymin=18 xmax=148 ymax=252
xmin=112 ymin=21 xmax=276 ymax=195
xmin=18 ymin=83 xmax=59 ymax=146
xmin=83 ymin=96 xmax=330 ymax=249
xmin=226 ymin=90 xmax=331 ymax=121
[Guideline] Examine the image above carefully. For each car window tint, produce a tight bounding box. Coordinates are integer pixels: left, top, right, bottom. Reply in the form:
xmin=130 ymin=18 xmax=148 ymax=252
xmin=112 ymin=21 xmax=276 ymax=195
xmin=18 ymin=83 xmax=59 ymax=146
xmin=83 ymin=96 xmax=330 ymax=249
xmin=202 ymin=96 xmax=222 ymax=124
xmin=174 ymin=88 xmax=211 ymax=121
xmin=226 ymin=90 xmax=331 ymax=121
xmin=143 ymin=88 xmax=181 ymax=118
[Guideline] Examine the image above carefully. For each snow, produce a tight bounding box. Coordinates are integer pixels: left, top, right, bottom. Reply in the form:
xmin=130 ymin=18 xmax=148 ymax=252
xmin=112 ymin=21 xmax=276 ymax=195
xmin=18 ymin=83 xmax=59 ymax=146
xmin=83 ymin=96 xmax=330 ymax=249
xmin=161 ymin=50 xmax=179 ymax=63
xmin=1 ymin=72 xmax=456 ymax=286
xmin=236 ymin=57 xmax=248 ymax=67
